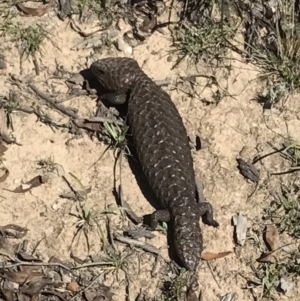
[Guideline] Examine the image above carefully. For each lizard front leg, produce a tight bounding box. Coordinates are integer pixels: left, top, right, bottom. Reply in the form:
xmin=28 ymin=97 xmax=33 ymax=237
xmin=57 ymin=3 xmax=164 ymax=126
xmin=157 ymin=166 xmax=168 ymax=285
xmin=100 ymin=92 xmax=128 ymax=105
xmin=149 ymin=209 xmax=171 ymax=230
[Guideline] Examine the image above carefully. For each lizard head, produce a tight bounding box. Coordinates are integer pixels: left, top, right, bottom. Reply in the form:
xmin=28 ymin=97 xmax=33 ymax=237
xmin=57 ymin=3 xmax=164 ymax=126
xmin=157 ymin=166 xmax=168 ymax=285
xmin=90 ymin=57 xmax=142 ymax=91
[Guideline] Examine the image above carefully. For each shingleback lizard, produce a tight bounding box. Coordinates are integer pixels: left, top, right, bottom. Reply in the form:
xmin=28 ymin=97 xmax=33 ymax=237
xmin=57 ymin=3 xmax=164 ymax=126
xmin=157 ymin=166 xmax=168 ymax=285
xmin=90 ymin=57 xmax=219 ymax=270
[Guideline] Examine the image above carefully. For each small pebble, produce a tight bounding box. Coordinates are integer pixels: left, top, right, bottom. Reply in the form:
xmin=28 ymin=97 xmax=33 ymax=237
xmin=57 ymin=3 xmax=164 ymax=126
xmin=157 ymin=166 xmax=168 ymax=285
xmin=66 ymin=281 xmax=79 ymax=292
xmin=116 ymin=37 xmax=133 ymax=54
xmin=116 ymin=19 xmax=128 ymax=32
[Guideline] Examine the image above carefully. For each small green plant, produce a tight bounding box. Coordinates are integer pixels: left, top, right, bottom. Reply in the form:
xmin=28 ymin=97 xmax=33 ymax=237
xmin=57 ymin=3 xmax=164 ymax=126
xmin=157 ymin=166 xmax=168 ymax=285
xmin=0 ymin=12 xmax=47 ymax=57
xmin=70 ymin=205 xmax=99 ymax=252
xmin=269 ymin=140 xmax=300 ymax=174
xmin=155 ymin=222 xmax=168 ymax=236
xmin=161 ymin=269 xmax=188 ymax=301
xmin=18 ymin=25 xmax=48 ymax=58
xmin=281 ymin=141 xmax=300 ymax=171
xmin=98 ymin=247 xmax=134 ymax=278
xmin=103 ymin=121 xmax=129 ymax=153
xmin=171 ymin=22 xmax=236 ymax=67
xmin=265 ymin=183 xmax=300 ymax=238
xmin=0 ymin=11 xmax=19 ymax=37
xmin=36 ymin=156 xmax=64 ymax=175
xmin=0 ymin=92 xmax=19 ymax=131
xmin=259 ymin=175 xmax=300 ymax=297
xmin=0 ymin=12 xmax=48 ymax=66
xmin=73 ymin=246 xmax=135 ymax=281
xmin=73 ymin=0 xmax=103 ymax=15
xmin=70 ymin=201 xmax=128 ymax=252
xmin=245 ymin=1 xmax=300 ymax=106
xmin=255 ymin=256 xmax=300 ymax=298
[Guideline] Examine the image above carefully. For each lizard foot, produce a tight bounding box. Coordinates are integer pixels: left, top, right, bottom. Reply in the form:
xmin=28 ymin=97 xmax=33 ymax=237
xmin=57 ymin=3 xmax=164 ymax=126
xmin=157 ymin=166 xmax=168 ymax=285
xmin=198 ymin=202 xmax=219 ymax=227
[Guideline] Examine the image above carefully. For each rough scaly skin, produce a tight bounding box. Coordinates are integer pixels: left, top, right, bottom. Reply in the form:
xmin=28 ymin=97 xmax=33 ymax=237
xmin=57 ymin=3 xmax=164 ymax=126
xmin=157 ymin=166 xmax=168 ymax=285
xmin=90 ymin=57 xmax=219 ymax=270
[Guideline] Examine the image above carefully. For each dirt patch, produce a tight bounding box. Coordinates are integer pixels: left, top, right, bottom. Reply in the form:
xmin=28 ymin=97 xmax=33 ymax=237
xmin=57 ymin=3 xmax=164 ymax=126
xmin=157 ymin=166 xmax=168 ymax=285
xmin=0 ymin=1 xmax=300 ymax=301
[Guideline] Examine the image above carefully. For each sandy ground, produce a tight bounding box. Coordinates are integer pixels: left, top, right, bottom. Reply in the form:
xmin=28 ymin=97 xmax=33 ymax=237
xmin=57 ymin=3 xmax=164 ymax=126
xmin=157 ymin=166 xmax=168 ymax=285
xmin=0 ymin=2 xmax=300 ymax=301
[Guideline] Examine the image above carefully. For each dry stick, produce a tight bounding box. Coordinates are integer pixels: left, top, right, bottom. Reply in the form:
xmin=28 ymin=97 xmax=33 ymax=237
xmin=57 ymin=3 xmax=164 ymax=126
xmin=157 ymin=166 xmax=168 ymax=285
xmin=126 ymin=280 xmax=134 ymax=301
xmin=60 ymin=187 xmax=92 ymax=200
xmin=28 ymin=83 xmax=79 ymax=119
xmin=2 ymin=261 xmax=70 ymax=271
xmin=155 ymin=79 xmax=169 ymax=87
xmin=113 ymin=234 xmax=160 ymax=255
xmin=87 ymin=116 xmax=124 ymax=125
xmin=15 ymin=107 xmax=68 ymax=129
xmin=151 ymin=255 xmax=160 ymax=277
xmin=61 ymin=175 xmax=87 ymax=201
xmin=32 ymin=52 xmax=40 ymax=76
xmin=206 ymin=261 xmax=221 ymax=289
xmin=106 ymin=216 xmax=117 ymax=251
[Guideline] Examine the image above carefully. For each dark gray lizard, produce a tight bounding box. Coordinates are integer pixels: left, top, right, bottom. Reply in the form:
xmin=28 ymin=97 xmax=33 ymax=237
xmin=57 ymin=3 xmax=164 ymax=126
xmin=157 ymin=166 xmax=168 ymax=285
xmin=90 ymin=57 xmax=219 ymax=270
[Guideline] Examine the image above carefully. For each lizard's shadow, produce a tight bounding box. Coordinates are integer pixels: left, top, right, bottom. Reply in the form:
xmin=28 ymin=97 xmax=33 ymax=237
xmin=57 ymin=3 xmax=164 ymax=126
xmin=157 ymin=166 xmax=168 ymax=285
xmin=82 ymin=68 xmax=179 ymax=265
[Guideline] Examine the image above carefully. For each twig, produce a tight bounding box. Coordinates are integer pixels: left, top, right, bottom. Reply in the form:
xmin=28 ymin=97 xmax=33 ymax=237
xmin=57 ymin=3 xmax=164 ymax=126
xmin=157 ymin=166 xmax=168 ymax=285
xmin=151 ymin=255 xmax=160 ymax=277
xmin=15 ymin=107 xmax=69 ymax=129
xmin=32 ymin=52 xmax=40 ymax=76
xmin=206 ymin=261 xmax=221 ymax=289
xmin=106 ymin=216 xmax=117 ymax=251
xmin=86 ymin=116 xmax=124 ymax=126
xmin=113 ymin=234 xmax=161 ymax=255
xmin=60 ymin=187 xmax=92 ymax=201
xmin=2 ymin=261 xmax=70 ymax=270
xmin=28 ymin=83 xmax=79 ymax=119
xmin=155 ymin=79 xmax=170 ymax=87
xmin=61 ymin=175 xmax=87 ymax=201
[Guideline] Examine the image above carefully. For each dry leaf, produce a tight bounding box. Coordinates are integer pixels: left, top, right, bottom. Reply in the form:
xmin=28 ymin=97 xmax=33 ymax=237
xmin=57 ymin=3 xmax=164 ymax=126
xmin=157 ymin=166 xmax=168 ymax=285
xmin=0 ymin=224 xmax=28 ymax=238
xmin=139 ymin=16 xmax=157 ymax=32
xmin=16 ymin=3 xmax=50 ymax=17
xmin=237 ymin=158 xmax=260 ymax=183
xmin=0 ymin=237 xmax=16 ymax=258
xmin=201 ymin=251 xmax=231 ymax=260
xmin=264 ymin=225 xmax=279 ymax=251
xmin=21 ymin=278 xmax=51 ymax=295
xmin=0 ymin=269 xmax=44 ymax=284
xmin=18 ymin=252 xmax=43 ymax=262
xmin=0 ymin=167 xmax=9 ymax=183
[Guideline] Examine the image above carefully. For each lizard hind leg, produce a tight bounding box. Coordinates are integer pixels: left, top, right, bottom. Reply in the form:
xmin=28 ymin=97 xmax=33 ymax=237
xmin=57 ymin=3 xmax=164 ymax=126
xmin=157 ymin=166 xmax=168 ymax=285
xmin=198 ymin=202 xmax=219 ymax=228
